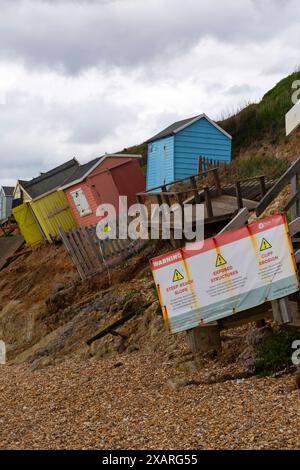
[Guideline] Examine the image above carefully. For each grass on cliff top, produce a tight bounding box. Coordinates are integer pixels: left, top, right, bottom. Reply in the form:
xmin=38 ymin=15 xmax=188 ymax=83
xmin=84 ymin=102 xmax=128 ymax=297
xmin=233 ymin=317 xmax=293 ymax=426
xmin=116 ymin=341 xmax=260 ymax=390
xmin=221 ymin=71 xmax=300 ymax=155
xmin=210 ymin=155 xmax=289 ymax=187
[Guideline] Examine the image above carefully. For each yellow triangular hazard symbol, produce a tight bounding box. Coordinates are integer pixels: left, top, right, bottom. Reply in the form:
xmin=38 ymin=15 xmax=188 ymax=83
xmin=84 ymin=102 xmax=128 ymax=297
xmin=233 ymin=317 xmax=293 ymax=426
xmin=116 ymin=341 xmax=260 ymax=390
xmin=260 ymin=238 xmax=272 ymax=251
xmin=215 ymin=254 xmax=227 ymax=267
xmin=173 ymin=269 xmax=184 ymax=282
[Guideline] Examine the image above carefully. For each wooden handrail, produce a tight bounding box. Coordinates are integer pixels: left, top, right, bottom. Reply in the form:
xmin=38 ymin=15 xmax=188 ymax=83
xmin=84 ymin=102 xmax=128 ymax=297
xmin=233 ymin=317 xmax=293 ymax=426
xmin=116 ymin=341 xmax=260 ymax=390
xmin=235 ymin=174 xmax=266 ymax=183
xmin=145 ymin=167 xmax=219 ymax=193
xmin=204 ymin=186 xmax=213 ymax=218
xmin=137 ymin=190 xmax=201 ymax=198
xmin=288 ymin=216 xmax=300 ymax=236
xmin=86 ymin=302 xmax=152 ymax=345
xmin=283 ymin=189 xmax=300 ymax=212
xmin=256 ymin=157 xmax=300 ymax=216
xmin=218 ymin=208 xmax=250 ymax=234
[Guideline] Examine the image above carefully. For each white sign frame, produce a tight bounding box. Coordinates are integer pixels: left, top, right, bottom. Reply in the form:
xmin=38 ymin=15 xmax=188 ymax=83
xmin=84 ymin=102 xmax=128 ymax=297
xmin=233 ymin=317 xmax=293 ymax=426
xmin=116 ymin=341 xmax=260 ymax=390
xmin=286 ymin=101 xmax=300 ymax=136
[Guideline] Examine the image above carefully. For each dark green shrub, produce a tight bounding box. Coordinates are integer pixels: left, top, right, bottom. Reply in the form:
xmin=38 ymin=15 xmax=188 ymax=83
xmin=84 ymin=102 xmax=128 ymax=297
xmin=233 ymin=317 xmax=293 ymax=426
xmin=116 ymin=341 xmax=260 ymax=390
xmin=255 ymin=327 xmax=300 ymax=376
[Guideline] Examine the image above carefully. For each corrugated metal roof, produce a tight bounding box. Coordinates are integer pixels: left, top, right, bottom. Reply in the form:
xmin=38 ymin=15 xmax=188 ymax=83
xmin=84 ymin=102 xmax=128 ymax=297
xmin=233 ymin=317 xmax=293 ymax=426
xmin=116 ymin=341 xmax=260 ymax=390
xmin=20 ymin=159 xmax=79 ymax=199
xmin=145 ymin=114 xmax=232 ymax=143
xmin=2 ymin=186 xmax=14 ymax=196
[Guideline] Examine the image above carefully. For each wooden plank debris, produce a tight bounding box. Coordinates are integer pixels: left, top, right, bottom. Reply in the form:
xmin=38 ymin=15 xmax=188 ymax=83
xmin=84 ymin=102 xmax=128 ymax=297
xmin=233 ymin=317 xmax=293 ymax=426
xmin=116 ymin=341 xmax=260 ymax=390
xmin=86 ymin=302 xmax=152 ymax=346
xmin=0 ymin=235 xmax=25 ymax=271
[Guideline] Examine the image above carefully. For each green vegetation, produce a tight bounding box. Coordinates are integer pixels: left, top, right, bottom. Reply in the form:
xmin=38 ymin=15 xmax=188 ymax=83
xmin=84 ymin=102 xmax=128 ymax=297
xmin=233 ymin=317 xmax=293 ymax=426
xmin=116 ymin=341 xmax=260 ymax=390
xmin=221 ymin=71 xmax=300 ymax=156
xmin=152 ymin=288 xmax=159 ymax=301
xmin=217 ymin=154 xmax=289 ymax=182
xmin=119 ymin=142 xmax=147 ymax=174
xmin=120 ymin=143 xmax=147 ymax=162
xmin=234 ymin=154 xmax=288 ymax=179
xmin=121 ymin=71 xmax=300 ymax=173
xmin=255 ymin=327 xmax=300 ymax=376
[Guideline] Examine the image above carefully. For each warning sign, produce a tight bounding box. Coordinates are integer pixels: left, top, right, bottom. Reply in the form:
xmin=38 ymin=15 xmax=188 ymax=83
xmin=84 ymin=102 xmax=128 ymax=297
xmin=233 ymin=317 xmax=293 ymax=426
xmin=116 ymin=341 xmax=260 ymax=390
xmin=260 ymin=238 xmax=272 ymax=251
xmin=150 ymin=214 xmax=299 ymax=334
xmin=173 ymin=269 xmax=184 ymax=282
xmin=215 ymin=254 xmax=227 ymax=267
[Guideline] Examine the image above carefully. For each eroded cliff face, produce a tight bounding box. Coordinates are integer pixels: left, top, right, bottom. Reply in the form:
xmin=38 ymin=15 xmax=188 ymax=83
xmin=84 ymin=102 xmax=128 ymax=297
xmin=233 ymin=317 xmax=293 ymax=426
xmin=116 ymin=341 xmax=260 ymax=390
xmin=0 ymin=182 xmax=295 ymax=367
xmin=0 ymin=239 xmax=177 ymax=364
xmin=0 ymin=243 xmax=76 ymax=358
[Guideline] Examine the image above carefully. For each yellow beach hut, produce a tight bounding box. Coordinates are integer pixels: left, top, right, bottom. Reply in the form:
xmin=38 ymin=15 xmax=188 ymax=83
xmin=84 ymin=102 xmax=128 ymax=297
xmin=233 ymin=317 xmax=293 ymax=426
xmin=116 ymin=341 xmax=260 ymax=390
xmin=12 ymin=159 xmax=79 ymax=246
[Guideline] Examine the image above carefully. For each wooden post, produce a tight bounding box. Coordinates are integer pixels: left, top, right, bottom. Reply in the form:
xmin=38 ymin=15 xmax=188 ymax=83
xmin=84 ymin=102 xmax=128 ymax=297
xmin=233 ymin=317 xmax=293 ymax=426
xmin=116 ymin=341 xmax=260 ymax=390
xmin=162 ymin=185 xmax=171 ymax=207
xmin=204 ymin=163 xmax=207 ymax=177
xmin=157 ymin=192 xmax=177 ymax=248
xmin=136 ymin=194 xmax=143 ymax=205
xmin=259 ymin=175 xmax=267 ymax=197
xmin=174 ymin=192 xmax=185 ymax=247
xmin=156 ymin=193 xmax=165 ymax=220
xmin=186 ymin=325 xmax=221 ymax=354
xmin=235 ymin=181 xmax=243 ymax=209
xmin=291 ymin=174 xmax=299 ymax=220
xmin=212 ymin=168 xmax=222 ymax=195
xmin=161 ymin=193 xmax=170 ymax=207
xmin=197 ymin=156 xmax=203 ymax=174
xmin=175 ymin=191 xmax=183 ymax=206
xmin=271 ymin=298 xmax=292 ymax=324
xmin=204 ymin=186 xmax=213 ymax=218
xmin=190 ymin=176 xmax=201 ymax=204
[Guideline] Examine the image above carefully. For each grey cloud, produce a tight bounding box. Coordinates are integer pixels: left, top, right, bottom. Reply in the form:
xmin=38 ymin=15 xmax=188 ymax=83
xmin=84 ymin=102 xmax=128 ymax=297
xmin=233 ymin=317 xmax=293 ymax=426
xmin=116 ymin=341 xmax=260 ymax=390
xmin=0 ymin=89 xmax=135 ymax=183
xmin=0 ymin=0 xmax=298 ymax=73
xmin=226 ymin=84 xmax=258 ymax=95
xmin=0 ymin=0 xmax=299 ymax=186
xmin=62 ymin=100 xmax=136 ymax=145
xmin=262 ymin=61 xmax=300 ymax=77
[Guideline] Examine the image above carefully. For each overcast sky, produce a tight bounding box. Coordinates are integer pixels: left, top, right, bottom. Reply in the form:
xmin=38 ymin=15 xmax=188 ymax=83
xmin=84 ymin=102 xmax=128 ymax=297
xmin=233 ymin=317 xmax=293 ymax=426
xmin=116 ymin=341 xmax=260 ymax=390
xmin=0 ymin=0 xmax=299 ymax=185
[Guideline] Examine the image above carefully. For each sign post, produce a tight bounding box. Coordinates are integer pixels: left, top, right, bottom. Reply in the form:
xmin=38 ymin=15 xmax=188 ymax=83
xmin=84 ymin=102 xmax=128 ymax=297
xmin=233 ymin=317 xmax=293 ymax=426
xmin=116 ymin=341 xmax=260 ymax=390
xmin=151 ymin=214 xmax=299 ymax=335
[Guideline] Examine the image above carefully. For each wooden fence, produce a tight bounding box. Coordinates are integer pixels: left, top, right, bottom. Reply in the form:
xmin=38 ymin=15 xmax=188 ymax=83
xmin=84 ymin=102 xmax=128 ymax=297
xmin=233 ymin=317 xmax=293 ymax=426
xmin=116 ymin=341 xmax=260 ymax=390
xmin=197 ymin=155 xmax=228 ymax=172
xmin=59 ymin=223 xmax=147 ymax=280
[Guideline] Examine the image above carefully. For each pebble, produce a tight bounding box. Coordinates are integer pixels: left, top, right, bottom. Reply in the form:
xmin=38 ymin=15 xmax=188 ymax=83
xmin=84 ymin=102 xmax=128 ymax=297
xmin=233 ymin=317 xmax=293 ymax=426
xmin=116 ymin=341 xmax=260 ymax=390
xmin=0 ymin=355 xmax=299 ymax=449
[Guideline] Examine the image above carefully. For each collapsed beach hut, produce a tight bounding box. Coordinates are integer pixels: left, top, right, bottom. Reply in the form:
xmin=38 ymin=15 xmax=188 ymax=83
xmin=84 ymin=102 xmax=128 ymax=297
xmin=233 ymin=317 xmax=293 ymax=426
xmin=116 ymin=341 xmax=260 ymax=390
xmin=60 ymin=154 xmax=145 ymax=226
xmin=12 ymin=159 xmax=79 ymax=246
